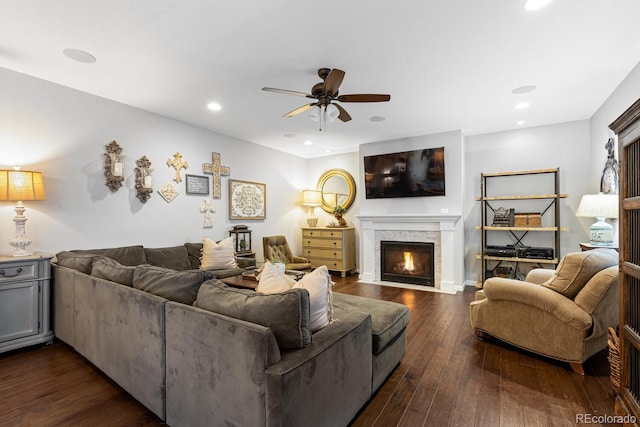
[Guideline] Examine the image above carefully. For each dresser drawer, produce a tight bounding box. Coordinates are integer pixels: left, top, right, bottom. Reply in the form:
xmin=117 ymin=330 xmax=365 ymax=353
xmin=303 ymin=248 xmax=343 ymax=259
xmin=303 ymin=238 xmax=343 ymax=249
xmin=303 ymin=229 xmax=345 ymax=239
xmin=0 ymin=260 xmax=38 ymax=284
xmin=309 ymin=258 xmax=345 ymax=270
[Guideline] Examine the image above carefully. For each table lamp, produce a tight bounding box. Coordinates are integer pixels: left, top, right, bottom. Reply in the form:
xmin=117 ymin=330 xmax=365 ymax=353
xmin=575 ymin=193 xmax=618 ymax=246
xmin=301 ymin=190 xmax=322 ymax=227
xmin=0 ymin=169 xmax=46 ymax=256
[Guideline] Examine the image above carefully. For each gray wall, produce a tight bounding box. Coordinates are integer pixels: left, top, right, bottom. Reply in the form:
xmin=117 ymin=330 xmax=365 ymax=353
xmin=0 ymin=67 xmax=308 ymax=258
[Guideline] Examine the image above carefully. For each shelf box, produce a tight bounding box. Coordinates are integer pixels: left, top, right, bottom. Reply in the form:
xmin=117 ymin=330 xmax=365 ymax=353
xmin=514 ymin=212 xmax=542 ymax=227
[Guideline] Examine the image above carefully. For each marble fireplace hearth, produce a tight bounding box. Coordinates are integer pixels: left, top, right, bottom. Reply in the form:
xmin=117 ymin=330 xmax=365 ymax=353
xmin=357 ymin=214 xmax=463 ymax=294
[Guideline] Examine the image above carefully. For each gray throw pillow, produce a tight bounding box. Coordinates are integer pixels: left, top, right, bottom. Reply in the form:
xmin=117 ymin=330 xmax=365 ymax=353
xmin=55 ymin=251 xmax=96 ymax=274
xmin=133 ymin=265 xmax=212 ymax=305
xmin=194 ymin=280 xmax=312 ymax=350
xmin=72 ymin=245 xmax=146 ymax=266
xmin=144 ymin=246 xmax=192 ymax=271
xmin=184 ymin=243 xmax=203 ymax=269
xmin=91 ymin=256 xmax=135 ymax=286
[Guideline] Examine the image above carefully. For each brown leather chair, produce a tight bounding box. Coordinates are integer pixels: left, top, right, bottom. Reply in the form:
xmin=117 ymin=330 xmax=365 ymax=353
xmin=262 ymin=235 xmax=312 ymax=271
xmin=470 ymin=249 xmax=619 ymax=375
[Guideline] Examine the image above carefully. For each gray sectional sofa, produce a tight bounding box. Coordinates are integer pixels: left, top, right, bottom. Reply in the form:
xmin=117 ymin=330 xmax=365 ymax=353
xmin=51 ymin=243 xmax=410 ymax=427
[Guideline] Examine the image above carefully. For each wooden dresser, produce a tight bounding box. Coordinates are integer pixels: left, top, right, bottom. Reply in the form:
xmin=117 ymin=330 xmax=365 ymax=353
xmin=302 ymin=227 xmax=356 ymax=277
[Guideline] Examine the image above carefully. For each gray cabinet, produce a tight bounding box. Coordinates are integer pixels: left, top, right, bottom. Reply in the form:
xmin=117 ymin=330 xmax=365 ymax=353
xmin=0 ymin=253 xmax=54 ymax=353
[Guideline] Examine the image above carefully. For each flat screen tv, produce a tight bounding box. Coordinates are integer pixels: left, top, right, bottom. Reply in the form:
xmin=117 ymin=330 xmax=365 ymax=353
xmin=364 ymin=147 xmax=445 ymax=199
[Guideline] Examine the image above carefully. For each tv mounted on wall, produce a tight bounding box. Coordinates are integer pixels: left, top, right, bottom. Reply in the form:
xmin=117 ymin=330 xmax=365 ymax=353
xmin=363 ymin=147 xmax=445 ymax=199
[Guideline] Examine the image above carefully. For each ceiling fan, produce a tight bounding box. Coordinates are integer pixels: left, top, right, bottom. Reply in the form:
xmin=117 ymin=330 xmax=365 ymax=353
xmin=262 ymin=68 xmax=390 ymax=129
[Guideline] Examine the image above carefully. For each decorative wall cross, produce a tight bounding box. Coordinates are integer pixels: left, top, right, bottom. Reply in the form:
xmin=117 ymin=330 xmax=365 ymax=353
xmin=167 ymin=152 xmax=188 ymax=183
xmin=203 ymin=152 xmax=230 ymax=198
xmin=200 ymin=199 xmax=215 ymax=228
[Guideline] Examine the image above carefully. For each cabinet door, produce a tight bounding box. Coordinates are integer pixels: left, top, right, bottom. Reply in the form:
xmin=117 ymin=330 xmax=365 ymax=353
xmin=0 ymin=281 xmax=39 ymax=343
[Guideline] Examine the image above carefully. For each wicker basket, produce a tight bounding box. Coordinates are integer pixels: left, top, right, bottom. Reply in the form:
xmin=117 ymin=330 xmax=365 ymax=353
xmin=608 ymin=327 xmax=621 ymax=389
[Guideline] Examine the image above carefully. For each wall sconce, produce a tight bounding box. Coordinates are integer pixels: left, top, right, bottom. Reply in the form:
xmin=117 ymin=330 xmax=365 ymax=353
xmin=134 ymin=155 xmax=153 ymax=203
xmin=104 ymin=140 xmax=124 ymax=192
xmin=0 ymin=168 xmax=46 ymax=256
xmin=575 ymin=193 xmax=619 ymax=246
xmin=301 ymin=189 xmax=322 ymax=227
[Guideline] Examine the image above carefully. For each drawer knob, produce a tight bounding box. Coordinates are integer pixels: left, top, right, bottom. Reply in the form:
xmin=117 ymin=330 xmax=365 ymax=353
xmin=0 ymin=267 xmax=23 ymax=278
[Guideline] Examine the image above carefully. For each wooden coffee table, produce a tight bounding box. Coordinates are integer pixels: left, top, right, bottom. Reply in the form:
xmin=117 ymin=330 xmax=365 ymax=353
xmin=219 ymin=273 xmax=258 ymax=290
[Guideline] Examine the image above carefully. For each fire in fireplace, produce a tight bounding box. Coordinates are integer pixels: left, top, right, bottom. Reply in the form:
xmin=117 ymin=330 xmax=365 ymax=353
xmin=380 ymin=241 xmax=434 ymax=286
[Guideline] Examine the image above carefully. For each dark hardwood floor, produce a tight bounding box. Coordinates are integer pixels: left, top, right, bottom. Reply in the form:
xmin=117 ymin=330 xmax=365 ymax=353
xmin=0 ymin=276 xmax=619 ymax=426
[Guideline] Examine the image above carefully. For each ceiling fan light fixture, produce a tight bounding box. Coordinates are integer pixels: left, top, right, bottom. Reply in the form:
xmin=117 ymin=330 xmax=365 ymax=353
xmin=309 ymin=106 xmax=321 ymax=122
xmin=325 ymin=104 xmax=339 ymax=122
xmin=524 ymin=0 xmax=552 ymax=11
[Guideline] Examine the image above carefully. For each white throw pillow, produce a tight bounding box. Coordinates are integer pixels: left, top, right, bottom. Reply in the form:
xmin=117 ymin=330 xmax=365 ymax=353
xmin=200 ymin=237 xmax=238 ymax=270
xmin=293 ymin=265 xmax=333 ymax=332
xmin=256 ymin=261 xmax=296 ymax=294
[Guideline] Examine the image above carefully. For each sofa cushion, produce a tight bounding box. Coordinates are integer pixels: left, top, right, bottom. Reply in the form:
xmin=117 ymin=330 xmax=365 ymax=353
xmin=195 ymin=280 xmax=312 ymax=349
xmin=133 ymin=265 xmax=212 ymax=305
xmin=184 ymin=242 xmax=203 ymax=269
xmin=542 ymin=249 xmax=618 ymax=299
xmin=256 ymin=261 xmax=296 ymax=294
xmin=144 ymin=246 xmax=192 ymax=271
xmin=72 ymin=245 xmax=146 ymax=266
xmin=332 ymin=293 xmax=410 ymax=355
xmin=91 ymin=256 xmax=135 ymax=286
xmin=55 ymin=251 xmax=97 ymax=274
xmin=293 ymin=265 xmax=334 ymax=332
xmin=201 ymin=237 xmax=238 ymax=270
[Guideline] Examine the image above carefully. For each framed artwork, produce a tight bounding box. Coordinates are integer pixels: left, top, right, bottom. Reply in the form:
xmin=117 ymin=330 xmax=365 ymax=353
xmin=185 ymin=174 xmax=210 ymax=195
xmin=229 ymin=179 xmax=266 ymax=220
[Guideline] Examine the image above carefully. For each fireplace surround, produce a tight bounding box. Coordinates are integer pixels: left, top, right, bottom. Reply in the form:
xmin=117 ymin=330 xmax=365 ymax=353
xmin=357 ymin=214 xmax=463 ymax=293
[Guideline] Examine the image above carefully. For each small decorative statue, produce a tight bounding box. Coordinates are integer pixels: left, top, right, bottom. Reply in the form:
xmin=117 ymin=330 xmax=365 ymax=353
xmin=600 ymin=137 xmax=619 ymax=194
xmin=333 ymin=205 xmax=347 ymax=227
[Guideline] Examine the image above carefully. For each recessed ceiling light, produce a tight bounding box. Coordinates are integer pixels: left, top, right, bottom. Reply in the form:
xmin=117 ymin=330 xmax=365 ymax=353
xmin=512 ymin=85 xmax=536 ymax=94
xmin=207 ymin=102 xmax=221 ymax=111
xmin=515 ymin=102 xmax=530 ymax=110
xmin=62 ymin=48 xmax=96 ymax=64
xmin=517 ymin=120 xmax=526 ymax=125
xmin=370 ymin=116 xmax=386 ymax=122
xmin=304 ymin=140 xmax=312 ymax=146
xmin=524 ymin=0 xmax=552 ymax=11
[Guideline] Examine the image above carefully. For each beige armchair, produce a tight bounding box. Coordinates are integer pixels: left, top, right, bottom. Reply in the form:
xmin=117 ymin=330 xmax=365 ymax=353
xmin=470 ymin=248 xmax=619 ymax=375
xmin=262 ymin=235 xmax=312 ymax=271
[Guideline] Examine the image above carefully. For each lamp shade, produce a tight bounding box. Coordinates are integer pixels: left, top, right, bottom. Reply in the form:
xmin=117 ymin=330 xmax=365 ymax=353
xmin=322 ymin=192 xmax=337 ymax=208
xmin=0 ymin=170 xmax=46 ymax=201
xmin=301 ymin=190 xmax=322 ymax=206
xmin=575 ymin=193 xmax=618 ymax=219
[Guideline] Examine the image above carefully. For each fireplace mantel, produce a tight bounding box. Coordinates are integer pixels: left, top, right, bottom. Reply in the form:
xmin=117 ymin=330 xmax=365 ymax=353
xmin=357 ymin=213 xmax=463 ymax=293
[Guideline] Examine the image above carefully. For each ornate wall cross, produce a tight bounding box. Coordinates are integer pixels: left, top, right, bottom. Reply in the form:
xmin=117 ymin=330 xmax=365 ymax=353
xmin=167 ymin=152 xmax=188 ymax=183
xmin=200 ymin=199 xmax=215 ymax=228
xmin=203 ymin=152 xmax=230 ymax=198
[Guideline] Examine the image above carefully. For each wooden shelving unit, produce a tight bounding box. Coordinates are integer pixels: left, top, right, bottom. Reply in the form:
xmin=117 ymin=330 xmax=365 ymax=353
xmin=478 ymin=168 xmax=567 ymax=284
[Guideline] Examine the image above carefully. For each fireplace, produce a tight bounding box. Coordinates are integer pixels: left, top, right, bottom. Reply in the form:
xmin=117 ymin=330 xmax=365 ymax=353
xmin=380 ymin=241 xmax=434 ymax=286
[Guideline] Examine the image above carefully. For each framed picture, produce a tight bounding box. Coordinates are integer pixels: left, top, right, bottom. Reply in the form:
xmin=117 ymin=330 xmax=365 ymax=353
xmin=229 ymin=179 xmax=266 ymax=220
xmin=185 ymin=174 xmax=210 ymax=195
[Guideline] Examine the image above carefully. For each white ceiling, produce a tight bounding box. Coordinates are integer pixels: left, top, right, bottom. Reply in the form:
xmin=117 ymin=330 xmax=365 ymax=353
xmin=2 ymin=0 xmax=640 ymax=158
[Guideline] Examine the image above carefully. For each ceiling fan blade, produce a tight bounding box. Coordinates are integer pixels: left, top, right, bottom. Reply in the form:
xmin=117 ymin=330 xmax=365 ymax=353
xmin=334 ymin=103 xmax=352 ymax=122
xmin=262 ymin=87 xmax=314 ymax=98
xmin=323 ymin=69 xmax=345 ymax=96
xmin=283 ymin=103 xmax=317 ymax=118
xmin=336 ymin=94 xmax=391 ymax=103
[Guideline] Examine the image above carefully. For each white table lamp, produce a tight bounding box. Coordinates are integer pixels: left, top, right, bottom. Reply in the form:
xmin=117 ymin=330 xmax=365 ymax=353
xmin=301 ymin=190 xmax=322 ymax=227
xmin=575 ymin=193 xmax=619 ymax=246
xmin=0 ymin=169 xmax=46 ymax=256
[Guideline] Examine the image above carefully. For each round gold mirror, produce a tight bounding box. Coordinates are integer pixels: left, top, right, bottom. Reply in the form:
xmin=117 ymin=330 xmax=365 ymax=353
xmin=316 ymin=168 xmax=356 ymax=213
